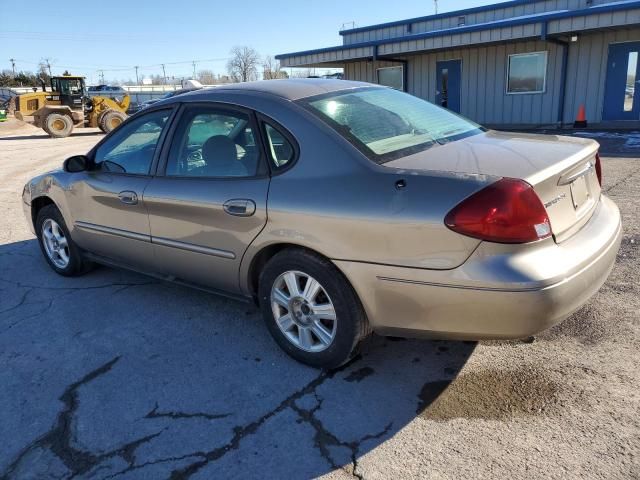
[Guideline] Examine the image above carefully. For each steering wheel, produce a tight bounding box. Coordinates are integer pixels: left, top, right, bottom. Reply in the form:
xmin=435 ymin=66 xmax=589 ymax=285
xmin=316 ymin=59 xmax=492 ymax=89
xmin=187 ymin=145 xmax=203 ymax=163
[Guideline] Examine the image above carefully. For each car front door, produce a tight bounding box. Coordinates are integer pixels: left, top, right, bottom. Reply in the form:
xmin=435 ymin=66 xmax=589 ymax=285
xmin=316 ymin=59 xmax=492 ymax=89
xmin=143 ymin=103 xmax=270 ymax=294
xmin=68 ymin=108 xmax=174 ymax=270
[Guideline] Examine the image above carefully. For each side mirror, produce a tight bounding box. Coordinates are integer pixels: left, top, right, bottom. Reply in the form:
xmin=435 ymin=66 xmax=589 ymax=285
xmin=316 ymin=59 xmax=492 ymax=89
xmin=63 ymin=155 xmax=89 ymax=173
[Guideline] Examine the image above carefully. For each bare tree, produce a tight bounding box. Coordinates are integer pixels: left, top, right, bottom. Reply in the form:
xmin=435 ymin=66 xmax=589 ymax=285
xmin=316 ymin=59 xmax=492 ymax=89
xmin=197 ymin=69 xmax=217 ymax=84
xmin=227 ymin=46 xmax=260 ymax=83
xmin=149 ymin=74 xmax=164 ymax=85
xmin=290 ymin=68 xmax=314 ymax=78
xmin=262 ymin=56 xmax=287 ymax=80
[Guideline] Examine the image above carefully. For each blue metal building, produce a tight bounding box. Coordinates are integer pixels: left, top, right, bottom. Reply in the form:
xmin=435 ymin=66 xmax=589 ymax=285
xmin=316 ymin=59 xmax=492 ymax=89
xmin=276 ymin=0 xmax=640 ymax=127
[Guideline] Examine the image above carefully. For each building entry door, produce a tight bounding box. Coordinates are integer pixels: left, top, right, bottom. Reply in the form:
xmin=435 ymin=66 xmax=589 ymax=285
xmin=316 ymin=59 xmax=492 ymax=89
xmin=436 ymin=59 xmax=461 ymax=113
xmin=603 ymin=42 xmax=640 ymax=121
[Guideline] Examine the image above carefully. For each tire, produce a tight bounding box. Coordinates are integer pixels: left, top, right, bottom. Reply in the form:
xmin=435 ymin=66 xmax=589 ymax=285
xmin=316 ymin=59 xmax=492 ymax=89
xmin=258 ymin=248 xmax=371 ymax=369
xmin=44 ymin=113 xmax=73 ymax=138
xmin=99 ymin=110 xmax=127 ymax=133
xmin=36 ymin=204 xmax=93 ymax=276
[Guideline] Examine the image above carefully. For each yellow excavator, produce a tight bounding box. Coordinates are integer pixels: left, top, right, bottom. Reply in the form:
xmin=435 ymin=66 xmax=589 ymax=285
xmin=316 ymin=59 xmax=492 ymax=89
xmin=14 ymin=74 xmax=130 ymax=138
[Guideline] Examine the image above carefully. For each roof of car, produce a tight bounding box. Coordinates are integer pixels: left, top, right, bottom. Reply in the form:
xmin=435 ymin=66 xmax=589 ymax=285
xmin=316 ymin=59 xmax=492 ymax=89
xmin=182 ymin=79 xmax=377 ymax=102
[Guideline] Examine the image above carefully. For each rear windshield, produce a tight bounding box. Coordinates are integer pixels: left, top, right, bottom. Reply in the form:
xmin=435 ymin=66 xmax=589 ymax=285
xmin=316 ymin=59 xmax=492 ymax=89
xmin=301 ymin=87 xmax=484 ymax=163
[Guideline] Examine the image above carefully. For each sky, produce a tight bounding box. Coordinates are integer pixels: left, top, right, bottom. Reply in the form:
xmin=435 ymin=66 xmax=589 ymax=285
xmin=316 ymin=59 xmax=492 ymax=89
xmin=0 ymin=0 xmax=491 ymax=84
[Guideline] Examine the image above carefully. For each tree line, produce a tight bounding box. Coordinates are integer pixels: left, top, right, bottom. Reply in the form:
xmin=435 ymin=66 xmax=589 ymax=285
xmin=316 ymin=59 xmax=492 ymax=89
xmin=0 ymin=46 xmax=312 ymax=88
xmin=0 ymin=63 xmax=51 ymax=88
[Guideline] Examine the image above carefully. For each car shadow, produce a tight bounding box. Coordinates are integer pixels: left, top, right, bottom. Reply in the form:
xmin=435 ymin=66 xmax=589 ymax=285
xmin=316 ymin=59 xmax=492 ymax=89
xmin=0 ymin=239 xmax=476 ymax=479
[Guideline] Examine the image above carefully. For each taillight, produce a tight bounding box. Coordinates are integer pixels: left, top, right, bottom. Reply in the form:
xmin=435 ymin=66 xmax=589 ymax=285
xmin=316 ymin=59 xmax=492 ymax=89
xmin=444 ymin=178 xmax=552 ymax=244
xmin=595 ymin=153 xmax=603 ymax=187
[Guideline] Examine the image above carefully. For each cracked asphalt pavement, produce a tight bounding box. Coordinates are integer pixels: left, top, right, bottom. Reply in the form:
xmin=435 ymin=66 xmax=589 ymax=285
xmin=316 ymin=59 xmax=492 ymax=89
xmin=1 ymin=121 xmax=639 ymax=479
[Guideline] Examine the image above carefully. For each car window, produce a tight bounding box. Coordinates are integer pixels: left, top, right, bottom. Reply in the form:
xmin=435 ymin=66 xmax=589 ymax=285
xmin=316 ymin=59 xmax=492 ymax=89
xmin=166 ymin=106 xmax=260 ymax=178
xmin=94 ymin=109 xmax=171 ymax=175
xmin=263 ymin=123 xmax=294 ymax=168
xmin=302 ymin=87 xmax=484 ymax=163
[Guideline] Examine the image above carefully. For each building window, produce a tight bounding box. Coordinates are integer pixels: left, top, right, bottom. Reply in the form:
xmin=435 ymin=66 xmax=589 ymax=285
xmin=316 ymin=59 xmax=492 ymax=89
xmin=458 ymin=16 xmax=466 ymax=26
xmin=377 ymin=66 xmax=404 ymax=91
xmin=507 ymin=51 xmax=547 ymax=94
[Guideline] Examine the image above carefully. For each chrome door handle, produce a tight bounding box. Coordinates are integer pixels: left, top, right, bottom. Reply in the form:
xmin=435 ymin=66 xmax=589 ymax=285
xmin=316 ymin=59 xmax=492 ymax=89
xmin=118 ymin=191 xmax=138 ymax=205
xmin=223 ymin=199 xmax=256 ymax=217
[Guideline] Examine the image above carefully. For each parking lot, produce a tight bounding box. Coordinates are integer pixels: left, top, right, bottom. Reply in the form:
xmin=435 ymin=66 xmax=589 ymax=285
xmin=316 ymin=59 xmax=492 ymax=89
xmin=0 ymin=120 xmax=638 ymax=479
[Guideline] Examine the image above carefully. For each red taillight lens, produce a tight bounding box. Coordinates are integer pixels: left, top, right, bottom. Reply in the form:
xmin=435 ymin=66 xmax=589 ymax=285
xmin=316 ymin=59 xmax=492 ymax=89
xmin=595 ymin=153 xmax=603 ymax=187
xmin=444 ymin=178 xmax=552 ymax=244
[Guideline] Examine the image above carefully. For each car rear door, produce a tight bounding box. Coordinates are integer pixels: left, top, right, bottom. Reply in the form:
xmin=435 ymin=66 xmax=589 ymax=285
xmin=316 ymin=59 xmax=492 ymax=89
xmin=143 ymin=103 xmax=270 ymax=294
xmin=69 ymin=107 xmax=175 ymax=270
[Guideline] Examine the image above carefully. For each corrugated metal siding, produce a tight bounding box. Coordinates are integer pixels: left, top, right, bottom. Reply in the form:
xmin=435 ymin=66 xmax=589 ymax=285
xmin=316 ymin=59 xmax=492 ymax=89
xmin=280 ymin=47 xmax=373 ymax=68
xmin=563 ymin=27 xmax=640 ymax=123
xmin=548 ymin=7 xmax=640 ymax=32
xmin=344 ymin=60 xmax=403 ymax=83
xmin=342 ymin=0 xmax=616 ymax=45
xmin=363 ymin=40 xmax=562 ymax=125
xmin=344 ymin=28 xmax=640 ymax=125
xmin=345 ymin=40 xmax=564 ymax=125
xmin=284 ymin=5 xmax=640 ymax=67
xmin=376 ymin=23 xmax=543 ymax=56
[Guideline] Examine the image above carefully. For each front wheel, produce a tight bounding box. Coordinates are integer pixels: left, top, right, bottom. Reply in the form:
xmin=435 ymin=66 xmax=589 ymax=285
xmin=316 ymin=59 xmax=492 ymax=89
xmin=36 ymin=205 xmax=92 ymax=276
xmin=98 ymin=110 xmax=126 ymax=133
xmin=259 ymin=249 xmax=371 ymax=369
xmin=44 ymin=113 xmax=73 ymax=138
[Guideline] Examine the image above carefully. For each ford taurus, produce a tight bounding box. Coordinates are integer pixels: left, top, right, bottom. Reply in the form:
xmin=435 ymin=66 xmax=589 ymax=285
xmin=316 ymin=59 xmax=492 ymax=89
xmin=22 ymin=79 xmax=622 ymax=368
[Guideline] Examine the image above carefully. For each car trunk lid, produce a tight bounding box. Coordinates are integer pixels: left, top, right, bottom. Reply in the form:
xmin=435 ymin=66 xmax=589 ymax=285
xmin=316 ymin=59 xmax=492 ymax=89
xmin=384 ymin=131 xmax=601 ymax=243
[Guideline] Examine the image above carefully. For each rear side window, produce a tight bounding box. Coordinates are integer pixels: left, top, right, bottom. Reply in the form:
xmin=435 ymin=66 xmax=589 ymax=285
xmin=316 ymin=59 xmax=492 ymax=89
xmin=166 ymin=106 xmax=261 ymax=178
xmin=263 ymin=123 xmax=294 ymax=168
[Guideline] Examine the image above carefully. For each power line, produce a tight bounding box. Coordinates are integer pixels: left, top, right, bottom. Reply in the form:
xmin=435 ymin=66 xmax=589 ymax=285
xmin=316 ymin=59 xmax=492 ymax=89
xmin=7 ymin=56 xmax=230 ymax=74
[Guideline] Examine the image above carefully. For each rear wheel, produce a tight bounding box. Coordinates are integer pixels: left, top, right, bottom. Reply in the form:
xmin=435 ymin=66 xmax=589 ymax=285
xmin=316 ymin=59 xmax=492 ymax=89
xmin=259 ymin=248 xmax=371 ymax=369
xmin=44 ymin=113 xmax=73 ymax=138
xmin=99 ymin=110 xmax=127 ymax=133
xmin=36 ymin=205 xmax=92 ymax=276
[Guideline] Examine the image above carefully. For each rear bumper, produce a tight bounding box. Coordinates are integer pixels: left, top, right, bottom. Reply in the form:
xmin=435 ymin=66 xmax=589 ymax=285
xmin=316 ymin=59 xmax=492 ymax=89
xmin=335 ymin=195 xmax=622 ymax=340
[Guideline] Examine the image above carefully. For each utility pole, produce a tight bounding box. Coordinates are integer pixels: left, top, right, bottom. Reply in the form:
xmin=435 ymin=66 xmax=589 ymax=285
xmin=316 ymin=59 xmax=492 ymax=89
xmin=98 ymin=70 xmax=105 ymax=84
xmin=192 ymin=61 xmax=196 ymax=79
xmin=9 ymin=58 xmax=16 ymax=77
xmin=161 ymin=64 xmax=167 ymax=85
xmin=134 ymin=66 xmax=139 ymax=85
xmin=434 ymin=0 xmax=438 ymax=14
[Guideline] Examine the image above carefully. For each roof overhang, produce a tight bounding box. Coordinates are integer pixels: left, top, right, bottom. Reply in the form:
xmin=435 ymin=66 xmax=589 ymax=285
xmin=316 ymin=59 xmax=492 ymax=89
xmin=277 ymin=1 xmax=640 ymax=67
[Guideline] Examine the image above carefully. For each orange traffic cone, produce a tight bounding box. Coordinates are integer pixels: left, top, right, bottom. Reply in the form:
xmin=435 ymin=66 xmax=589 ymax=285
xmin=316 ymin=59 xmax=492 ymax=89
xmin=574 ymin=104 xmax=587 ymax=128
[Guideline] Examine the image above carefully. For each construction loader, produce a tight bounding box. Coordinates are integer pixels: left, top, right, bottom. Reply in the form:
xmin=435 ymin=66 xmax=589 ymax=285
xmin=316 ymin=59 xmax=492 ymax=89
xmin=14 ymin=74 xmax=130 ymax=138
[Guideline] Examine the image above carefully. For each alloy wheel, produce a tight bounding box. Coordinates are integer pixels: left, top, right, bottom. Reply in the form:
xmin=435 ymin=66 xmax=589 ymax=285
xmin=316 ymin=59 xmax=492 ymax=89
xmin=42 ymin=218 xmax=70 ymax=268
xmin=270 ymin=270 xmax=337 ymax=352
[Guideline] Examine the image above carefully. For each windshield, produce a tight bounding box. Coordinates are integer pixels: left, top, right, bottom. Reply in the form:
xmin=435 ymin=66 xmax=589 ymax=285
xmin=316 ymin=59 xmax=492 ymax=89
xmin=302 ymin=87 xmax=484 ymax=163
xmin=53 ymin=78 xmax=84 ymax=95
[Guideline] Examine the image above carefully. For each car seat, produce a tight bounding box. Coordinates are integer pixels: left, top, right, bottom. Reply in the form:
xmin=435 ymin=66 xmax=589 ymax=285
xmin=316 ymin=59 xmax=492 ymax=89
xmin=201 ymin=135 xmax=248 ymax=177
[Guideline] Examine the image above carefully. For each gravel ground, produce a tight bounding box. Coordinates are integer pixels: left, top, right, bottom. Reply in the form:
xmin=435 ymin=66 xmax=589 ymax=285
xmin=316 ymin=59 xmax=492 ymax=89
xmin=0 ymin=121 xmax=638 ymax=480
